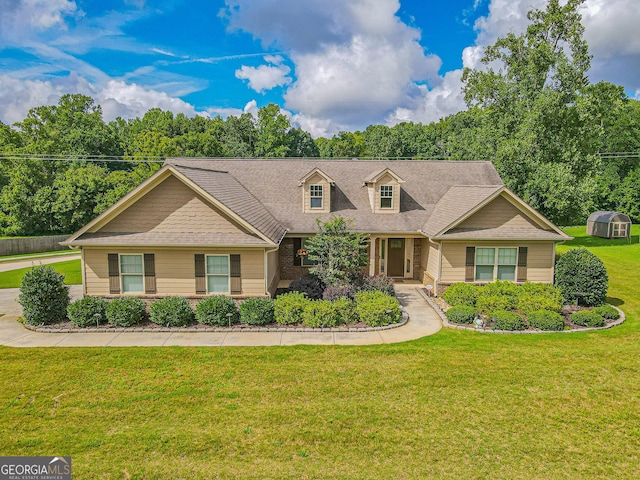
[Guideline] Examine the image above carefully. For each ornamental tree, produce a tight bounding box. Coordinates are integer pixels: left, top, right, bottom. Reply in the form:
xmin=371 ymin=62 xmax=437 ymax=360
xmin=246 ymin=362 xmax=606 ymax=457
xmin=305 ymin=216 xmax=369 ymax=287
xmin=554 ymin=249 xmax=608 ymax=306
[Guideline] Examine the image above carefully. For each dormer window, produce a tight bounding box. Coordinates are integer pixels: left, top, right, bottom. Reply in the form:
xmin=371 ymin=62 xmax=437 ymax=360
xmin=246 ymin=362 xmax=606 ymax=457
xmin=380 ymin=185 xmax=393 ymax=209
xmin=310 ymin=184 xmax=323 ymax=209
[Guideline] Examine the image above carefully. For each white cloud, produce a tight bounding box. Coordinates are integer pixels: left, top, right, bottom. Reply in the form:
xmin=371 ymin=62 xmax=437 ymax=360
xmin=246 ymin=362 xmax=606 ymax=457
xmin=235 ymin=56 xmax=291 ymax=93
xmin=0 ymin=0 xmax=78 ymax=34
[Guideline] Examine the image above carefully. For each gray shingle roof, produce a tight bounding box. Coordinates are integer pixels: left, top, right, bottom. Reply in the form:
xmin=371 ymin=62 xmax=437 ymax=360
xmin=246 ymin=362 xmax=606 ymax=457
xmin=66 ymin=231 xmax=271 ymax=247
xmin=433 ymin=228 xmax=566 ymax=240
xmin=172 ymin=164 xmax=287 ymax=244
xmin=167 ymin=158 xmax=506 ymax=235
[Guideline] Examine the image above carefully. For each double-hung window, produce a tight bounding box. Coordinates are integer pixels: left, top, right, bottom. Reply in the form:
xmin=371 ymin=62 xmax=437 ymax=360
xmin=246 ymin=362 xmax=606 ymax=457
xmin=207 ymin=255 xmax=229 ymax=293
xmin=120 ymin=254 xmax=144 ymax=293
xmin=310 ymin=184 xmax=323 ymax=209
xmin=380 ymin=185 xmax=393 ymax=209
xmin=475 ymin=247 xmax=517 ymax=281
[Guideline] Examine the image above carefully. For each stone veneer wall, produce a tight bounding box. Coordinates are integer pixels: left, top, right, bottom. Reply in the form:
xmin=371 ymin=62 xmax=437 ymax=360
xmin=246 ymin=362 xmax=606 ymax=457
xmin=413 ymin=240 xmax=422 ymax=280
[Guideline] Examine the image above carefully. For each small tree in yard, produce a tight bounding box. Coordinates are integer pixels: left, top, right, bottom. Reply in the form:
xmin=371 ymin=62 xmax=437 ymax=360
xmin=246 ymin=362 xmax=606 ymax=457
xmin=305 ymin=216 xmax=369 ymax=287
xmin=555 ymin=249 xmax=608 ymax=306
xmin=19 ymin=265 xmax=69 ymax=325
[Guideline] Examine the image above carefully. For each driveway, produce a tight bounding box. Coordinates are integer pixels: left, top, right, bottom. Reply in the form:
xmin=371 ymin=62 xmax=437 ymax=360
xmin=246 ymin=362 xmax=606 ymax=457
xmin=0 ymin=253 xmax=80 ymax=272
xmin=0 ymin=283 xmax=442 ymax=347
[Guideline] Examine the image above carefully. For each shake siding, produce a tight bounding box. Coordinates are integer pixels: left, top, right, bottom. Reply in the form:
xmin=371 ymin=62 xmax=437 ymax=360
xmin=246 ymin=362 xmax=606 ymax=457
xmin=99 ymin=175 xmax=250 ymax=235
xmin=302 ymin=172 xmax=331 ymax=213
xmin=440 ymin=241 xmax=554 ymax=283
xmin=84 ymin=248 xmax=265 ymax=296
xmin=456 ymin=195 xmax=542 ymax=230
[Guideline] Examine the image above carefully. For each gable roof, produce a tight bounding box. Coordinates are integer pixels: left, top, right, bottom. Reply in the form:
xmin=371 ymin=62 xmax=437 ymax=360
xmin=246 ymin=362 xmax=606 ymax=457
xmin=299 ymin=167 xmax=335 ymax=185
xmin=166 ymin=158 xmax=505 ymax=235
xmin=363 ymin=167 xmax=405 ymax=184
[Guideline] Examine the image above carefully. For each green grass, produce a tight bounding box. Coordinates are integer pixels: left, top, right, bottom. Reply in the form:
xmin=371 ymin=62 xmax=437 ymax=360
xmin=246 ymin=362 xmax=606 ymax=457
xmin=0 ymin=260 xmax=81 ymax=288
xmin=1 ymin=229 xmax=639 ymax=478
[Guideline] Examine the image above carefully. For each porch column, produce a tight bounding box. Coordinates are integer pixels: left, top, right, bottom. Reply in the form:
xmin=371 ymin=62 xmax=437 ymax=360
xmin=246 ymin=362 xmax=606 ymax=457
xmin=369 ymin=236 xmax=377 ymax=276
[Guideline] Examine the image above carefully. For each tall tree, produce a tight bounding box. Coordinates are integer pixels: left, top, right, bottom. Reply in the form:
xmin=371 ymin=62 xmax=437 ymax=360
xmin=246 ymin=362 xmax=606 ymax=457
xmin=255 ymin=104 xmax=291 ymax=157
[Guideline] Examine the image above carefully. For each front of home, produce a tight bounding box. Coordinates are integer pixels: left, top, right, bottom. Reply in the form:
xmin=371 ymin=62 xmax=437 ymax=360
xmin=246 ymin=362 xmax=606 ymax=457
xmin=63 ymin=159 xmax=570 ymax=299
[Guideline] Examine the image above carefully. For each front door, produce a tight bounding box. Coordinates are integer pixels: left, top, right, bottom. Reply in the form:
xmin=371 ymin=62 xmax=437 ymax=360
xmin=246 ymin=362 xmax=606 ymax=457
xmin=387 ymin=238 xmax=405 ymax=277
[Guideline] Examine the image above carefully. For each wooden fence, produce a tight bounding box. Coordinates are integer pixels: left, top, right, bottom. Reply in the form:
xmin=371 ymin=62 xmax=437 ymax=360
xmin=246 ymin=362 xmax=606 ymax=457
xmin=0 ymin=235 xmax=71 ymax=256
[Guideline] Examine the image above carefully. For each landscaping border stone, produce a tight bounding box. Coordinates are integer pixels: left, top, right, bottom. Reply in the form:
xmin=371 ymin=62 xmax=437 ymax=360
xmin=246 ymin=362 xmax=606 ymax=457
xmin=416 ymin=288 xmax=624 ymax=334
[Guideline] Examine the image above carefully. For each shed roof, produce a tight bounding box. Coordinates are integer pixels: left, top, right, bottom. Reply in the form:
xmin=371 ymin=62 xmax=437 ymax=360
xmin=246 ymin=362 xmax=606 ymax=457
xmin=587 ymin=211 xmax=631 ymax=224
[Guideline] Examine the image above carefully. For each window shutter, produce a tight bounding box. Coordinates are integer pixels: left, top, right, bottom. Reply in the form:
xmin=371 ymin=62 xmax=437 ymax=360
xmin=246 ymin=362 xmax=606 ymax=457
xmin=465 ymin=247 xmax=475 ymax=282
xmin=195 ymin=254 xmax=206 ymax=294
xmin=517 ymin=247 xmax=528 ymax=283
xmin=108 ymin=253 xmax=120 ymax=294
xmin=144 ymin=254 xmax=156 ymax=294
xmin=293 ymin=238 xmax=302 ymax=266
xmin=230 ymin=254 xmax=242 ymax=294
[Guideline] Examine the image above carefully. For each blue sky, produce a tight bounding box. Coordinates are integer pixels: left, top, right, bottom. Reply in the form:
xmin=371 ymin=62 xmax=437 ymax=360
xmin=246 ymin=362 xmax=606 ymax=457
xmin=0 ymin=0 xmax=639 ymax=136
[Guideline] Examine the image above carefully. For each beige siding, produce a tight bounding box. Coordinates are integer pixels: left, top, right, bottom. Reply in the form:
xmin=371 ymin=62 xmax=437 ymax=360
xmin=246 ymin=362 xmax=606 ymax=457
xmin=84 ymin=247 xmax=266 ymax=296
xmin=99 ymin=175 xmax=249 ymax=235
xmin=302 ymin=173 xmax=331 ymax=213
xmin=440 ymin=241 xmax=555 ymax=284
xmin=372 ymin=172 xmax=400 ymax=214
xmin=457 ymin=195 xmax=542 ymax=231
xmin=427 ymin=241 xmax=440 ymax=279
xmin=266 ymin=249 xmax=280 ymax=296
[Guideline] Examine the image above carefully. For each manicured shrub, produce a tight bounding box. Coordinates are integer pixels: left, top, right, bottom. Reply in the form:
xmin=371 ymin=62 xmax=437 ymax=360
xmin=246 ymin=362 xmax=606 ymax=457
xmin=333 ymin=297 xmax=358 ymax=325
xmin=476 ymin=294 xmax=517 ymax=315
xmin=527 ymin=310 xmax=565 ymax=331
xmin=355 ymin=291 xmax=402 ymax=327
xmin=492 ymin=310 xmax=526 ymax=331
xmin=445 ymin=305 xmax=476 ymax=324
xmin=518 ymin=282 xmax=562 ymax=298
xmin=570 ymin=310 xmax=605 ymax=328
xmin=195 ymin=295 xmax=239 ymax=326
xmin=481 ymin=280 xmax=520 ymax=299
xmin=359 ymin=275 xmax=396 ymax=297
xmin=555 ymin=249 xmax=608 ymax=306
xmin=18 ymin=265 xmax=70 ymax=326
xmin=302 ymin=300 xmax=341 ymax=328
xmin=105 ymin=296 xmax=146 ymax=327
xmin=149 ymin=297 xmax=194 ymax=327
xmin=289 ymin=274 xmax=325 ymax=300
xmin=323 ymin=285 xmax=355 ymax=301
xmin=239 ymin=297 xmax=275 ymax=326
xmin=593 ymin=305 xmax=620 ymax=320
xmin=441 ymin=283 xmax=479 ymax=307
xmin=67 ymin=296 xmax=108 ymax=328
xmin=517 ymin=293 xmax=562 ymax=316
xmin=274 ymin=291 xmax=309 ymax=325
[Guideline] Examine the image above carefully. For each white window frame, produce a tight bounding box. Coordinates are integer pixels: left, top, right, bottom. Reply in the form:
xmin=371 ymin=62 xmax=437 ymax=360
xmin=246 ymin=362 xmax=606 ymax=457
xmin=474 ymin=247 xmax=518 ymax=282
xmin=206 ymin=254 xmax=230 ymax=294
xmin=380 ymin=185 xmax=393 ymax=209
xmin=309 ymin=184 xmax=323 ymax=209
xmin=300 ymin=237 xmax=317 ymax=267
xmin=611 ymin=222 xmax=628 ymax=238
xmin=120 ymin=254 xmax=144 ymax=293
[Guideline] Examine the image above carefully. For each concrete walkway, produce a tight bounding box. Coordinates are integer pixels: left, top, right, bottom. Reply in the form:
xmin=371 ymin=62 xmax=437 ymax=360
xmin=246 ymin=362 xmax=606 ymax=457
xmin=0 ymin=253 xmax=80 ymax=272
xmin=0 ymin=283 xmax=442 ymax=347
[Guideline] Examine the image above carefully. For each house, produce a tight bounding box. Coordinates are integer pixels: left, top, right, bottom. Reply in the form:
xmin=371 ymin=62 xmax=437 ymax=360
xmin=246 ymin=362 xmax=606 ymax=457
xmin=62 ymin=159 xmax=571 ymax=298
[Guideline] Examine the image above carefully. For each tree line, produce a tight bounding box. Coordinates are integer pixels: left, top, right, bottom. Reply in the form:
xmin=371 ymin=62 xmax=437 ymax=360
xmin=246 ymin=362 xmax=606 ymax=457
xmin=0 ymin=0 xmax=638 ymax=235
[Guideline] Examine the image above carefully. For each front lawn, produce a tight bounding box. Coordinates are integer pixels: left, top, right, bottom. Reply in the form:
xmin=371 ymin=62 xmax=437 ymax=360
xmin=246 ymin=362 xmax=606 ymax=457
xmin=0 ymin=259 xmax=81 ymax=289
xmin=0 ymin=228 xmax=639 ymax=478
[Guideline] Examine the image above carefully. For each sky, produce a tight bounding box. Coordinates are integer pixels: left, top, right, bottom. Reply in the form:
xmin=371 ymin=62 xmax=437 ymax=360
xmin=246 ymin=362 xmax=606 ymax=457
xmin=0 ymin=0 xmax=639 ymax=137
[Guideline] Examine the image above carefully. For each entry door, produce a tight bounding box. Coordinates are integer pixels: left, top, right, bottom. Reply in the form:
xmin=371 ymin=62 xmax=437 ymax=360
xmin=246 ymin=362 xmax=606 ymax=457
xmin=387 ymin=238 xmax=405 ymax=277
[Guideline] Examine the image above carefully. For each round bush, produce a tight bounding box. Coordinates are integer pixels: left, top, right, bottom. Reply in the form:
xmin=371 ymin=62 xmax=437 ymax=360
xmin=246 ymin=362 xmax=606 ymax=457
xmin=481 ymin=280 xmax=520 ymax=299
xmin=445 ymin=305 xmax=476 ymax=324
xmin=570 ymin=310 xmax=605 ymax=328
xmin=18 ymin=265 xmax=69 ymax=326
xmin=476 ymin=294 xmax=517 ymax=315
xmin=106 ymin=296 xmax=146 ymax=327
xmin=333 ymin=297 xmax=358 ymax=325
xmin=555 ymin=249 xmax=608 ymax=306
xmin=67 ymin=296 xmax=108 ymax=328
xmin=354 ymin=291 xmax=402 ymax=327
xmin=302 ymin=300 xmax=341 ymax=328
xmin=517 ymin=293 xmax=562 ymax=316
xmin=441 ymin=283 xmax=479 ymax=307
xmin=195 ymin=295 xmax=239 ymax=326
xmin=149 ymin=297 xmax=194 ymax=327
xmin=239 ymin=297 xmax=275 ymax=326
xmin=274 ymin=291 xmax=308 ymax=325
xmin=527 ymin=310 xmax=565 ymax=331
xmin=518 ymin=282 xmax=562 ymax=298
xmin=492 ymin=310 xmax=526 ymax=331
xmin=289 ymin=274 xmax=325 ymax=300
xmin=593 ymin=305 xmax=620 ymax=320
